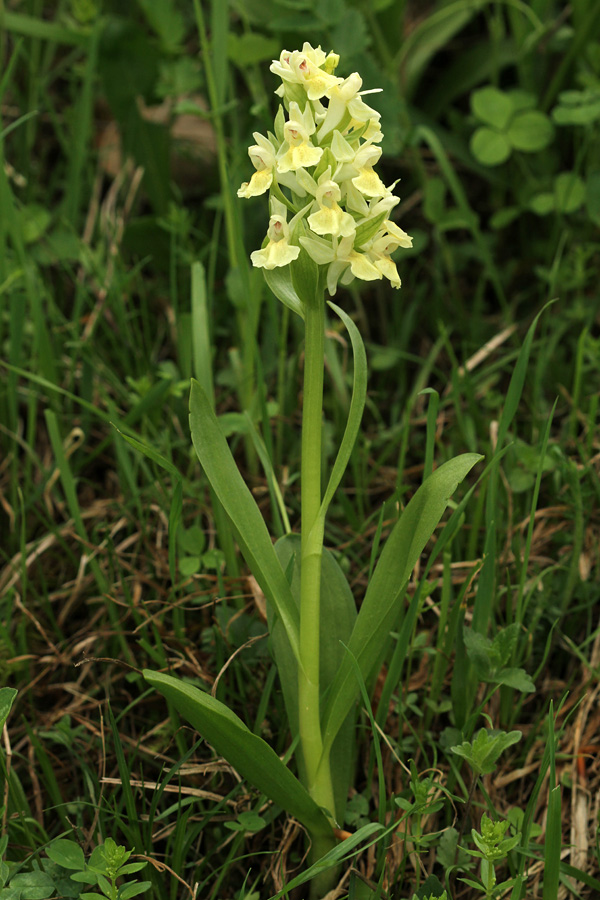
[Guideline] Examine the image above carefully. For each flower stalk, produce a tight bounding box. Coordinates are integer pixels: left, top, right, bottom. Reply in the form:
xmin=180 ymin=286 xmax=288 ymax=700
xmin=237 ymin=39 xmax=414 ymax=883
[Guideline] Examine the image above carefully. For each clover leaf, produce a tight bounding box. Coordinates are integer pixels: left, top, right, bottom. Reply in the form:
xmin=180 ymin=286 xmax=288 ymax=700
xmin=470 ymin=86 xmax=554 ymax=166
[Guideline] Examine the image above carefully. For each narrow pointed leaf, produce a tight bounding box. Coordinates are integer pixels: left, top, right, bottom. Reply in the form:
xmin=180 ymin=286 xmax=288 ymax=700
xmin=321 ymin=453 xmax=482 ymax=753
xmin=191 ymin=261 xmax=214 ymax=404
xmin=318 ymin=302 xmax=367 ymax=519
xmin=143 ymin=671 xmax=332 ymax=838
xmin=189 ymin=379 xmax=300 ymax=660
xmin=0 ymin=688 xmax=17 ymax=731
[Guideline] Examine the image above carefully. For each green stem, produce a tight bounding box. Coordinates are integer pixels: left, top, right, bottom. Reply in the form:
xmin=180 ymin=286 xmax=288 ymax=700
xmin=298 ymin=292 xmax=336 ymax=822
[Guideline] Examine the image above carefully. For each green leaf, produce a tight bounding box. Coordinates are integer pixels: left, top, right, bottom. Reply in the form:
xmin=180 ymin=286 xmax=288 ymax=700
xmin=291 ymin=218 xmax=322 ymax=305
xmin=8 ymin=872 xmax=55 ymax=900
xmin=552 ymin=89 xmax=600 ymax=126
xmin=69 ymin=873 xmax=95 ymax=884
xmin=46 ymin=840 xmax=85 ymax=871
xmin=189 ymin=379 xmax=300 ymax=661
xmin=462 ymin=629 xmax=492 ymax=679
xmin=321 ymin=453 xmax=482 ymax=754
xmin=490 ymin=207 xmax=520 ymax=229
xmin=331 ymin=8 xmax=370 ymax=59
xmin=319 ymin=303 xmax=367 ymax=519
xmin=529 ymin=192 xmax=555 ymax=215
xmin=116 ymin=864 xmax=146 ymax=876
xmin=191 ymin=261 xmax=214 ymax=406
xmin=178 ymin=524 xmax=205 ymax=556
xmin=269 ymin=822 xmax=383 ymax=896
xmin=507 ymin=111 xmax=554 ymax=152
xmin=413 ymin=874 xmax=447 ymax=899
xmin=227 ymin=33 xmax=280 ymax=66
xmin=451 ymin=728 xmax=522 ymax=775
xmin=471 ymin=86 xmax=513 ymax=130
xmin=507 ymin=89 xmax=536 ymax=112
xmin=136 ymin=0 xmax=184 ymax=50
xmin=269 ymin=534 xmax=357 ymax=825
xmin=496 ymin=667 xmax=535 ymax=692
xmin=20 ymin=204 xmax=51 ymax=244
xmin=143 ymin=670 xmax=332 ymax=839
xmin=470 ymin=127 xmax=511 ymax=166
xmin=263 ymin=265 xmax=304 ymax=318
xmin=3 ymin=10 xmax=89 ymax=46
xmin=399 ymin=2 xmax=483 ymax=99
xmin=423 ymin=177 xmax=446 ymax=224
xmin=586 ymin=171 xmax=600 ymax=225
xmin=114 ymin=429 xmax=181 ymax=481
xmin=117 ymin=882 xmax=152 ymax=900
xmin=554 ymin=172 xmax=585 ymax=213
xmin=0 ymin=688 xmax=17 ymax=730
xmin=354 ymin=211 xmax=386 ymax=249
xmin=178 ymin=557 xmax=200 ymax=576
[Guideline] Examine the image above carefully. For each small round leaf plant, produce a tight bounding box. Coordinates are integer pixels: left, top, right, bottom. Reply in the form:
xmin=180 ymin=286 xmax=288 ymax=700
xmin=238 ymin=42 xmax=413 ymax=300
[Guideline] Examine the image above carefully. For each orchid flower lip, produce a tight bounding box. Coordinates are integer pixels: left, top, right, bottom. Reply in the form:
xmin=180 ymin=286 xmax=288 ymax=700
xmin=238 ymin=43 xmax=413 ymax=287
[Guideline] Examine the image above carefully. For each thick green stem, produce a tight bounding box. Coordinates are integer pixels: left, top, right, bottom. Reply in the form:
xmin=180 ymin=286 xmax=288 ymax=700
xmin=298 ymin=293 xmax=335 ymax=820
xmin=299 ymin=293 xmax=338 ymax=899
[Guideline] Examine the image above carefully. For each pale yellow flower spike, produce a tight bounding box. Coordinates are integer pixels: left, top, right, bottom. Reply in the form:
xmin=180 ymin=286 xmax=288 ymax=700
xmin=240 ymin=43 xmax=412 ymax=293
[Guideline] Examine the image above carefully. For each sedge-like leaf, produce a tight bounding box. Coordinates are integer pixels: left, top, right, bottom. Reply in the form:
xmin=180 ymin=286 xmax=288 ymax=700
xmin=0 ymin=687 xmax=17 ymax=731
xmin=143 ymin=670 xmax=332 ymax=840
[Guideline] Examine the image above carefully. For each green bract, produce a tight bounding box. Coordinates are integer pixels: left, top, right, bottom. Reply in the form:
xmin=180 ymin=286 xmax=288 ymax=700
xmin=238 ymin=42 xmax=413 ymax=300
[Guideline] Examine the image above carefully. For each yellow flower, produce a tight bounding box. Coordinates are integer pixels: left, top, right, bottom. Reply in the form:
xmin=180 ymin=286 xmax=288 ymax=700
xmin=307 ymin=171 xmax=356 ymax=238
xmin=237 ymin=133 xmax=277 ymax=198
xmin=350 ymin=144 xmax=388 ymax=198
xmin=365 ymin=221 xmax=413 ymax=289
xmin=271 ymin=43 xmax=342 ymax=101
xmin=300 ymin=233 xmax=382 ymax=295
xmin=276 ymin=102 xmax=323 ymax=173
xmin=250 ymin=198 xmax=301 ymax=270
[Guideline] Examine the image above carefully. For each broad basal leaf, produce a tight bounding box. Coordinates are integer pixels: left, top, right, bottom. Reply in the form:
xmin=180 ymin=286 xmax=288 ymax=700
xmin=321 ymin=453 xmax=482 ymax=755
xmin=269 ymin=534 xmax=357 ymax=825
xmin=189 ymin=379 xmax=300 ymax=661
xmin=144 ymin=671 xmax=332 ymax=839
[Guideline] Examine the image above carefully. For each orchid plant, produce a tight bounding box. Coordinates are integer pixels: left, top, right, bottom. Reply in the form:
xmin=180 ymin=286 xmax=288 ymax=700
xmin=144 ymin=44 xmax=480 ymax=897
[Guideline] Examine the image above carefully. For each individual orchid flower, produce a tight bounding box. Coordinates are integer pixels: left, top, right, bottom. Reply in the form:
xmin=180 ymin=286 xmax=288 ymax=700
xmin=276 ymin=102 xmax=323 ymax=173
xmin=307 ymin=169 xmax=356 ymax=238
xmin=363 ymin=221 xmax=413 ymax=289
xmin=350 ymin=144 xmax=389 ymax=198
xmin=300 ymin=232 xmax=382 ymax=295
xmin=317 ymin=73 xmax=381 ymax=140
xmin=237 ymin=133 xmax=277 ymax=198
xmin=271 ymin=43 xmax=342 ymax=101
xmin=250 ymin=197 xmax=301 ymax=270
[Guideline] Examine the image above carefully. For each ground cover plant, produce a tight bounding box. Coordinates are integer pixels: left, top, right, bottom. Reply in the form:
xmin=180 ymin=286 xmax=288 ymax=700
xmin=1 ymin=1 xmax=599 ymax=899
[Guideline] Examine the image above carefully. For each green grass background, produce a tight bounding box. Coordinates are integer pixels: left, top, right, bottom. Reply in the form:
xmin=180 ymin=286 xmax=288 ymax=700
xmin=1 ymin=1 xmax=599 ymax=898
